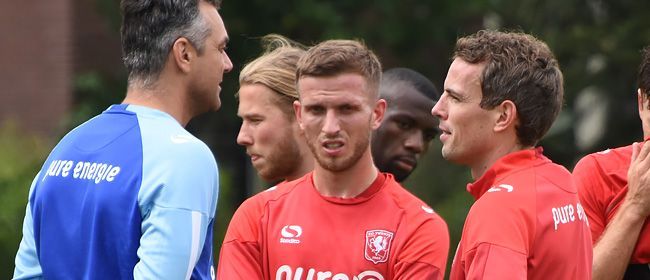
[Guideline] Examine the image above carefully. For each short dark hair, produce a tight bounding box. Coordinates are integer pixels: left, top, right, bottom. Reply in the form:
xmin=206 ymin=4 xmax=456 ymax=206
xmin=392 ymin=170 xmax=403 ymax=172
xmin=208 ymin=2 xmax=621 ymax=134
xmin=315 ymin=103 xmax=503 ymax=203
xmin=638 ymin=46 xmax=650 ymax=95
xmin=454 ymin=30 xmax=563 ymax=147
xmin=296 ymin=40 xmax=382 ymax=97
xmin=381 ymin=68 xmax=440 ymax=101
xmin=120 ymin=0 xmax=221 ymax=87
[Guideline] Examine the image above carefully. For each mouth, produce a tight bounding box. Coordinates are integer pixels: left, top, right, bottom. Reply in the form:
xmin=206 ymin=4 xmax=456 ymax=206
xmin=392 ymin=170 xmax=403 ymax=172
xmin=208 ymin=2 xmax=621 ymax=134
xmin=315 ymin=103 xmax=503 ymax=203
xmin=247 ymin=152 xmax=261 ymax=163
xmin=394 ymin=156 xmax=417 ymax=172
xmin=321 ymin=139 xmax=345 ymax=156
xmin=438 ymin=125 xmax=451 ymax=141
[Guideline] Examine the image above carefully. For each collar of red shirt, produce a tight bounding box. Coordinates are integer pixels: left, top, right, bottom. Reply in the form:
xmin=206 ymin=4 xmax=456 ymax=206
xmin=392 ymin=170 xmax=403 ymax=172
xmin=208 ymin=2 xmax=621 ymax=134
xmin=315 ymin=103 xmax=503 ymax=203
xmin=466 ymin=147 xmax=550 ymax=200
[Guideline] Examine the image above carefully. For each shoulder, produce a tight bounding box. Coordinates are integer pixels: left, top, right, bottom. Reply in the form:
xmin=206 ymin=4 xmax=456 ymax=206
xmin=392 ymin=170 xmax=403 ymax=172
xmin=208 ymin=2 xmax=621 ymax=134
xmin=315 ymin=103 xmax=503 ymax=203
xmin=143 ymin=122 xmax=217 ymax=171
xmin=465 ymin=179 xmax=537 ymax=253
xmin=238 ymin=177 xmax=306 ymax=213
xmin=573 ymin=144 xmax=632 ymax=196
xmin=382 ymin=177 xmax=447 ymax=227
xmin=574 ymin=144 xmax=632 ymax=176
xmin=225 ymin=179 xmax=305 ymax=242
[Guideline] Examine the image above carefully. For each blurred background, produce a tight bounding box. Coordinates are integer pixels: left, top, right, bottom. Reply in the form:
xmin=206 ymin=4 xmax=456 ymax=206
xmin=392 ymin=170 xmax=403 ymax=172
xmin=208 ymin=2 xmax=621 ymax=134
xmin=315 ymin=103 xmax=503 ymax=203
xmin=1 ymin=0 xmax=649 ymax=277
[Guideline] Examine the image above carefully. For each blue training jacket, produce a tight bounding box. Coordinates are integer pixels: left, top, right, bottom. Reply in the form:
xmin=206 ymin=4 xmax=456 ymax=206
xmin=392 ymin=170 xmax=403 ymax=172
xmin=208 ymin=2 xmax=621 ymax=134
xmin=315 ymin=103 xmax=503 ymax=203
xmin=13 ymin=104 xmax=219 ymax=280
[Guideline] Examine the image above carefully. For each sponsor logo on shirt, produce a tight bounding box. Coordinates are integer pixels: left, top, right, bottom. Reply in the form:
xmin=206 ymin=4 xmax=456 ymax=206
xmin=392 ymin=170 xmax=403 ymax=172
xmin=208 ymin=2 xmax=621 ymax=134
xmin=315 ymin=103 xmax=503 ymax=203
xmin=364 ymin=230 xmax=394 ymax=264
xmin=487 ymin=184 xmax=514 ymax=193
xmin=275 ymin=264 xmax=384 ymax=280
xmin=280 ymin=225 xmax=302 ymax=244
xmin=42 ymin=159 xmax=121 ymax=184
xmin=551 ymin=202 xmax=590 ymax=231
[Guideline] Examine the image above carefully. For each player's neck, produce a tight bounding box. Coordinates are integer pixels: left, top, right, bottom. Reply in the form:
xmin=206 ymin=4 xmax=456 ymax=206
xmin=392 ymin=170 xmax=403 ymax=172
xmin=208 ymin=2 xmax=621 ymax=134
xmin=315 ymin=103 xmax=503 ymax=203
xmin=285 ymin=156 xmax=314 ymax=182
xmin=313 ymin=150 xmax=378 ymax=199
xmin=470 ymin=140 xmax=530 ymax=180
xmin=123 ymin=81 xmax=192 ymax=126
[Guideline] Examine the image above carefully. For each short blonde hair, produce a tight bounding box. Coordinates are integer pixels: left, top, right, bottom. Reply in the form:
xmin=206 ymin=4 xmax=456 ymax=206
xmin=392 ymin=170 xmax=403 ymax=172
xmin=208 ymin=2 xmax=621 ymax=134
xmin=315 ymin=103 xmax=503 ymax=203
xmin=239 ymin=34 xmax=306 ymax=117
xmin=296 ymin=39 xmax=382 ymax=97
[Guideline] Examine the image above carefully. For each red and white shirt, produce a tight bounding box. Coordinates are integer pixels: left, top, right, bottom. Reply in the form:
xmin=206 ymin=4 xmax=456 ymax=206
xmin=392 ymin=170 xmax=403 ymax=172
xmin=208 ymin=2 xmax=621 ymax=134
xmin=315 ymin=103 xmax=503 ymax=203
xmin=217 ymin=172 xmax=450 ymax=280
xmin=573 ymin=143 xmax=650 ymax=273
xmin=450 ymin=148 xmax=592 ymax=280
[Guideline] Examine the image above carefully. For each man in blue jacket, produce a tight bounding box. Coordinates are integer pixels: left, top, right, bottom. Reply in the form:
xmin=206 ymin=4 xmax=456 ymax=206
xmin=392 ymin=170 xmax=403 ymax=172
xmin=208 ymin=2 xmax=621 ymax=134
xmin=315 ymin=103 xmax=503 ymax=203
xmin=13 ymin=0 xmax=233 ymax=279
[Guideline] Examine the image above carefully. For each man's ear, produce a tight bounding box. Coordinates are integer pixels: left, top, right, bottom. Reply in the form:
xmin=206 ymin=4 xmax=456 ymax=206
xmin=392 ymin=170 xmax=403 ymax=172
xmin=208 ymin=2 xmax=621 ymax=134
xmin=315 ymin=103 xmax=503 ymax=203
xmin=638 ymin=88 xmax=649 ymax=112
xmin=371 ymin=99 xmax=387 ymax=130
xmin=293 ymin=100 xmax=304 ymax=130
xmin=494 ymin=100 xmax=518 ymax=133
xmin=170 ymin=37 xmax=195 ymax=74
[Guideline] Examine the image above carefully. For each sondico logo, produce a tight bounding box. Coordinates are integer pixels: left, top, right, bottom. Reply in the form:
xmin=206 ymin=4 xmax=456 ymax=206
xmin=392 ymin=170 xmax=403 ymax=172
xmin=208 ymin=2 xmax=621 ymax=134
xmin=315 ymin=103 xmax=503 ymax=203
xmin=280 ymin=225 xmax=302 ymax=244
xmin=276 ymin=265 xmax=384 ymax=280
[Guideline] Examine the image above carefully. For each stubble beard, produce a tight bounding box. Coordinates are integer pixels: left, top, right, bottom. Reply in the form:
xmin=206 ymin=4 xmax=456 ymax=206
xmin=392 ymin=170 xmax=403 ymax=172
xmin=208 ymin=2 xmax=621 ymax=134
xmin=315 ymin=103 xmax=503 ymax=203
xmin=307 ymin=133 xmax=370 ymax=172
xmin=257 ymin=129 xmax=303 ymax=182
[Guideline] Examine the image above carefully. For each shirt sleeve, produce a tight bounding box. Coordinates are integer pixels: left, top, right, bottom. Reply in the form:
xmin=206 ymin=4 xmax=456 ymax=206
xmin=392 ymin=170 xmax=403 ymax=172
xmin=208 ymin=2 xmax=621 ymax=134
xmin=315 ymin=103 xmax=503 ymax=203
xmin=462 ymin=243 xmax=527 ymax=279
xmin=217 ymin=196 xmax=265 ymax=280
xmin=135 ymin=143 xmax=219 ymax=280
xmin=573 ymin=155 xmax=606 ymax=243
xmin=13 ymin=174 xmax=43 ymax=280
xmin=392 ymin=216 xmax=450 ymax=280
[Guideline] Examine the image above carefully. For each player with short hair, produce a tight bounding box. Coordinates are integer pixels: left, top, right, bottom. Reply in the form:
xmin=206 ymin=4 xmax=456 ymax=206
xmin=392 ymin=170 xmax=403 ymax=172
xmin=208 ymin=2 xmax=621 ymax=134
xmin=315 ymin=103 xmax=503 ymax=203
xmin=372 ymin=67 xmax=441 ymax=182
xmin=218 ymin=39 xmax=450 ymax=280
xmin=13 ymin=0 xmax=232 ymax=279
xmin=432 ymin=30 xmax=592 ymax=279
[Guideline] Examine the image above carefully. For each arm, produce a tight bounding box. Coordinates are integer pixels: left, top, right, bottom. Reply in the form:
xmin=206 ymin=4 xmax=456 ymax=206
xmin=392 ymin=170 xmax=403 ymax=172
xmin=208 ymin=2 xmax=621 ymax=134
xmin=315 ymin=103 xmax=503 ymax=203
xmin=592 ymin=142 xmax=650 ymax=280
xmin=216 ymin=197 xmax=264 ymax=279
xmin=461 ymin=243 xmax=527 ymax=280
xmin=134 ymin=207 xmax=213 ymax=280
xmin=393 ymin=216 xmax=450 ymax=280
xmin=13 ymin=175 xmax=43 ymax=280
xmin=134 ymin=144 xmax=219 ymax=280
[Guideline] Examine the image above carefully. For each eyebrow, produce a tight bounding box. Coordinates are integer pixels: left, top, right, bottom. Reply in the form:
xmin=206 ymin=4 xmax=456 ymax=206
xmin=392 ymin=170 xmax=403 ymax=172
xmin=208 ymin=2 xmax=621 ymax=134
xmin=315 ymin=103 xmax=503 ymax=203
xmin=444 ymin=87 xmax=460 ymax=96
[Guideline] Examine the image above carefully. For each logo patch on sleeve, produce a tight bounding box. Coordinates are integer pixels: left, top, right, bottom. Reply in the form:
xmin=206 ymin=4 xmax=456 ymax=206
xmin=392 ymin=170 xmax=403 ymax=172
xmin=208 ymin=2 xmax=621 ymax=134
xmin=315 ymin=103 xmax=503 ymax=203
xmin=364 ymin=230 xmax=394 ymax=264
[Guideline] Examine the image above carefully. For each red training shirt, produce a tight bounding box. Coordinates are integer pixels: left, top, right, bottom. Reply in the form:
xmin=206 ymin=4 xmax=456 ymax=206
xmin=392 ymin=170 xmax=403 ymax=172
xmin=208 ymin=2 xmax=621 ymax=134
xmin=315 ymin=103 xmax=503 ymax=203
xmin=450 ymin=148 xmax=592 ymax=280
xmin=573 ymin=143 xmax=650 ymax=265
xmin=217 ymin=172 xmax=450 ymax=280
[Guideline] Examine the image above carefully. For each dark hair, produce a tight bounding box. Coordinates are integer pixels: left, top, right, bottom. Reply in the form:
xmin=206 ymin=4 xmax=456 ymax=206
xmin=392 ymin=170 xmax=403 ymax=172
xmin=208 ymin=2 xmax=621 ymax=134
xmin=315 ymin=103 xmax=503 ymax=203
xmin=296 ymin=39 xmax=382 ymax=96
xmin=120 ymin=0 xmax=221 ymax=87
xmin=381 ymin=68 xmax=440 ymax=101
xmin=638 ymin=46 xmax=650 ymax=95
xmin=454 ymin=30 xmax=563 ymax=147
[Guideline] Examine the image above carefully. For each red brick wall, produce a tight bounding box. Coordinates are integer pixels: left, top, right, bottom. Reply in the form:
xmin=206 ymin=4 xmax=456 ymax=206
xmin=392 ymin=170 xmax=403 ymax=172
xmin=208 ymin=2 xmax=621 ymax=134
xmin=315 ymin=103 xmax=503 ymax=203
xmin=0 ymin=0 xmax=72 ymax=137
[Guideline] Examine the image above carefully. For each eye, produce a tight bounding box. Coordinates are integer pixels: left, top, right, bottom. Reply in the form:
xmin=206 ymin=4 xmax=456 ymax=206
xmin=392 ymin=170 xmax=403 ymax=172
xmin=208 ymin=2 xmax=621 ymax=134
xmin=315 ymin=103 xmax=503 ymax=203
xmin=340 ymin=105 xmax=355 ymax=114
xmin=307 ymin=106 xmax=325 ymax=115
xmin=243 ymin=116 xmax=263 ymax=125
xmin=424 ymin=129 xmax=439 ymax=141
xmin=396 ymin=120 xmax=412 ymax=130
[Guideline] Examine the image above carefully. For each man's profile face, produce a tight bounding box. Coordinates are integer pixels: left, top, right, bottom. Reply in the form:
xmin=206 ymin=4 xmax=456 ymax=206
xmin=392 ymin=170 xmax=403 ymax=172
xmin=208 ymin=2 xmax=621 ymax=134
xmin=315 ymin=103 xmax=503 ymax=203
xmin=189 ymin=2 xmax=233 ymax=113
xmin=432 ymin=58 xmax=495 ymax=167
xmin=372 ymin=81 xmax=438 ymax=182
xmin=237 ymin=84 xmax=303 ymax=182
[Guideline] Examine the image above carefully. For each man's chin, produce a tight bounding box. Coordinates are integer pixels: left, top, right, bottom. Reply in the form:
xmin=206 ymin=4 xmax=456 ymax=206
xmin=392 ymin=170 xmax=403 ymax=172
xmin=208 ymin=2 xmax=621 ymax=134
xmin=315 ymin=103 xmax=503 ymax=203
xmin=387 ymin=168 xmax=411 ymax=182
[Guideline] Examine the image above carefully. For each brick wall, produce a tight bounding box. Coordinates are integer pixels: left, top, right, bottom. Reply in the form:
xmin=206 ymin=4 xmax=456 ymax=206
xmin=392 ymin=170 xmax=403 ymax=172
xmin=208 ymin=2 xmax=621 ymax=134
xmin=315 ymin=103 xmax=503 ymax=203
xmin=0 ymin=0 xmax=72 ymax=137
xmin=0 ymin=0 xmax=124 ymax=138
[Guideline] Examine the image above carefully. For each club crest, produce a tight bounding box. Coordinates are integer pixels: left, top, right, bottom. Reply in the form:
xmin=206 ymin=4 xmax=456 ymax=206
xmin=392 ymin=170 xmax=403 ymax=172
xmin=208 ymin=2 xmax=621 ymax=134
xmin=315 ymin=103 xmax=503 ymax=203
xmin=364 ymin=230 xmax=394 ymax=264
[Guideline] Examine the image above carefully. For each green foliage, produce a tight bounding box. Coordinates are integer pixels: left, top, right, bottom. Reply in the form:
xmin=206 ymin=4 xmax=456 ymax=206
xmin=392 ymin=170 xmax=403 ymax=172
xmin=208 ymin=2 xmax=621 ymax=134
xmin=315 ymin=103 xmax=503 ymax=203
xmin=0 ymin=123 xmax=51 ymax=279
xmin=67 ymin=72 xmax=126 ymax=128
